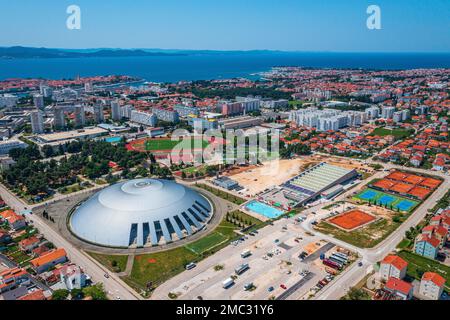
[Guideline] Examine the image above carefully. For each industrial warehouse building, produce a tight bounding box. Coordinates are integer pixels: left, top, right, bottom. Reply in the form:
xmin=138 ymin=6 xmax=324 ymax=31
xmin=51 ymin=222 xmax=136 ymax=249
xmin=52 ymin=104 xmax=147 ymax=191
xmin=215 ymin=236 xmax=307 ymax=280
xmin=69 ymin=179 xmax=213 ymax=248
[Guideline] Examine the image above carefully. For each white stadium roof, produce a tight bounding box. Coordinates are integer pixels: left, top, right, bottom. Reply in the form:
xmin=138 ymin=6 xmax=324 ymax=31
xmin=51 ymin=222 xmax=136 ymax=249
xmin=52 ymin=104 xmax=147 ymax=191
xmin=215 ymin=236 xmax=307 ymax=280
xmin=69 ymin=179 xmax=213 ymax=248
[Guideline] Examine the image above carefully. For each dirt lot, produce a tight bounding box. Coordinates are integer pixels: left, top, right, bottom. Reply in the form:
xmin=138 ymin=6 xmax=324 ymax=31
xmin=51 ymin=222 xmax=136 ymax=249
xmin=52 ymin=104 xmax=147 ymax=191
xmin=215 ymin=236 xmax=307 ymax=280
xmin=225 ymin=155 xmax=374 ymax=196
xmin=225 ymin=158 xmax=322 ymax=196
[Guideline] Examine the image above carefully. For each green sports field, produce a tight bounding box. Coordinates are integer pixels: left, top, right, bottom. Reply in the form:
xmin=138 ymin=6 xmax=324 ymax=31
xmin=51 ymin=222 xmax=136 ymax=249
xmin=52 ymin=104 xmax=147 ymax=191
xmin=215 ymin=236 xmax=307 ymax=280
xmin=185 ymin=231 xmax=228 ymax=254
xmin=145 ymin=138 xmax=210 ymax=151
xmin=369 ymin=128 xmax=413 ymax=139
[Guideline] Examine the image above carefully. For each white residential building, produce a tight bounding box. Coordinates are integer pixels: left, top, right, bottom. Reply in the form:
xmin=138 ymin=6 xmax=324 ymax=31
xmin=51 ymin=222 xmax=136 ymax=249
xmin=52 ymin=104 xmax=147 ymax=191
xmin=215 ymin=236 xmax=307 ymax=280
xmin=365 ymin=106 xmax=380 ymax=120
xmin=30 ymin=111 xmax=44 ymax=134
xmin=152 ymin=107 xmax=179 ymax=123
xmin=53 ymin=106 xmax=66 ymax=129
xmin=60 ymin=264 xmax=87 ymax=290
xmin=111 ymin=100 xmax=121 ymax=121
xmin=73 ymin=105 xmax=86 ymax=128
xmin=402 ymin=109 xmax=411 ymax=121
xmin=381 ymin=106 xmax=396 ymax=119
xmin=121 ymin=105 xmax=135 ymax=119
xmin=0 ymin=139 xmax=27 ymax=155
xmin=93 ymin=104 xmax=104 ymax=123
xmin=236 ymin=97 xmax=261 ymax=112
xmin=0 ymin=94 xmax=18 ymax=108
xmin=379 ymin=255 xmax=408 ymax=281
xmin=33 ymin=94 xmax=45 ymax=110
xmin=393 ymin=111 xmax=403 ymax=123
xmin=419 ymin=272 xmax=445 ymax=300
xmin=130 ymin=110 xmax=157 ymax=127
xmin=289 ymin=107 xmax=367 ymax=131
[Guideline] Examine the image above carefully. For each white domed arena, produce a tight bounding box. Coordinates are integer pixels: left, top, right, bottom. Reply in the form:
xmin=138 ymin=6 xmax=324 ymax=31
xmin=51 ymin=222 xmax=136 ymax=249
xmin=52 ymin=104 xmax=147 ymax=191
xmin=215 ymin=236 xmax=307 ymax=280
xmin=69 ymin=179 xmax=213 ymax=248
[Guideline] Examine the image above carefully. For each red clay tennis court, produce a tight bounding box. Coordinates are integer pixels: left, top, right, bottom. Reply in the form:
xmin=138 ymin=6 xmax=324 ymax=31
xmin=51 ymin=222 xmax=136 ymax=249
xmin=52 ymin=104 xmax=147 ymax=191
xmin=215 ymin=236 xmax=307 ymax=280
xmin=373 ymin=179 xmax=395 ymax=190
xmin=419 ymin=178 xmax=442 ymax=190
xmin=329 ymin=210 xmax=376 ymax=230
xmin=409 ymin=186 xmax=432 ymax=200
xmin=404 ymin=175 xmax=424 ymax=185
xmin=389 ymin=182 xmax=414 ymax=194
xmin=385 ymin=171 xmax=442 ymax=191
xmin=386 ymin=171 xmax=408 ymax=181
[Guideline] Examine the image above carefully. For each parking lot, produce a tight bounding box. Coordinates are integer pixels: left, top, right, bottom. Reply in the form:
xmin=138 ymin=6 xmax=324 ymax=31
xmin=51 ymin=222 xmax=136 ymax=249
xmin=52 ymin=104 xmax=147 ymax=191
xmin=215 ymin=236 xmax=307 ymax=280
xmin=152 ymin=217 xmax=343 ymax=300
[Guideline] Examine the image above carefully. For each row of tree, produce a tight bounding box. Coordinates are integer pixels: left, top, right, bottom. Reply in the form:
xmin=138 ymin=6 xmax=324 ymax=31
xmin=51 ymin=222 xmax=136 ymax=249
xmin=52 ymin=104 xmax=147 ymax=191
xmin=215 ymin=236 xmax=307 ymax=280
xmin=3 ymin=140 xmax=148 ymax=196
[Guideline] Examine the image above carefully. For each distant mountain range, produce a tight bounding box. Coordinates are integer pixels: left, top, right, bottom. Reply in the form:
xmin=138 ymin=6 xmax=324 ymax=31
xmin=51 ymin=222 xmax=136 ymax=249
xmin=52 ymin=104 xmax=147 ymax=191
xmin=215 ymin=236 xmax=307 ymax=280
xmin=1 ymin=47 xmax=448 ymax=60
xmin=0 ymin=46 xmax=188 ymax=59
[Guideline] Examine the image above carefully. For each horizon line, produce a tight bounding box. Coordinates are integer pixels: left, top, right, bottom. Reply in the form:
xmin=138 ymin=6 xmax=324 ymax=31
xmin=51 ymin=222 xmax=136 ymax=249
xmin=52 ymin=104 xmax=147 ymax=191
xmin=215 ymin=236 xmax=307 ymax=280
xmin=1 ymin=45 xmax=450 ymax=55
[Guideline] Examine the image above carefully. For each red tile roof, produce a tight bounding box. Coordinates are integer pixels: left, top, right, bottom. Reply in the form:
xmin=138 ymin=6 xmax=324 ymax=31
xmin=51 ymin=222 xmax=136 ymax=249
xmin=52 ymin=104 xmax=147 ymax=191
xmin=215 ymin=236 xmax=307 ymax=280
xmin=0 ymin=210 xmax=24 ymax=224
xmin=385 ymin=277 xmax=413 ymax=295
xmin=381 ymin=255 xmax=408 ymax=271
xmin=30 ymin=248 xmax=67 ymax=268
xmin=19 ymin=236 xmax=40 ymax=248
xmin=18 ymin=289 xmax=46 ymax=300
xmin=417 ymin=234 xmax=440 ymax=248
xmin=422 ymin=272 xmax=446 ymax=287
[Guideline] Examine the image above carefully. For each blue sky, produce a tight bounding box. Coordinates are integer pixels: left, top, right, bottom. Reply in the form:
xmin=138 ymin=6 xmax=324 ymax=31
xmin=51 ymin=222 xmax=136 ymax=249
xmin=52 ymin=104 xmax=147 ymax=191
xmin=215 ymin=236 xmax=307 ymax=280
xmin=0 ymin=0 xmax=449 ymax=52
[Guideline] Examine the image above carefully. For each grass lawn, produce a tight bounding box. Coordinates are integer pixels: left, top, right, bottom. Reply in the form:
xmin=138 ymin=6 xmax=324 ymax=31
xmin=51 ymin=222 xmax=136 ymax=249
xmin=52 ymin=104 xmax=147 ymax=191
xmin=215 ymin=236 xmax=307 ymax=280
xmin=123 ymin=219 xmax=243 ymax=294
xmin=398 ymin=251 xmax=450 ymax=290
xmin=397 ymin=239 xmax=412 ymax=250
xmin=59 ymin=183 xmax=85 ymax=195
xmin=8 ymin=251 xmax=32 ymax=266
xmin=145 ymin=138 xmax=209 ymax=151
xmin=123 ymin=247 xmax=198 ymax=292
xmin=87 ymin=252 xmax=128 ymax=273
xmin=215 ymin=220 xmax=240 ymax=238
xmin=315 ymin=218 xmax=402 ymax=248
xmin=182 ymin=165 xmax=208 ymax=177
xmin=185 ymin=232 xmax=228 ymax=254
xmin=369 ymin=127 xmax=413 ymax=139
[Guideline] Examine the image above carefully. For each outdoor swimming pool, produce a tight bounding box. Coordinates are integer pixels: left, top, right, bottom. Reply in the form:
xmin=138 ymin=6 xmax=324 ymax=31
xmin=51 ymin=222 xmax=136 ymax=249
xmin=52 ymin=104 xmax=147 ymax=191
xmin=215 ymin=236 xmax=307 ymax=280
xmin=245 ymin=200 xmax=284 ymax=219
xmin=105 ymin=136 xmax=123 ymax=143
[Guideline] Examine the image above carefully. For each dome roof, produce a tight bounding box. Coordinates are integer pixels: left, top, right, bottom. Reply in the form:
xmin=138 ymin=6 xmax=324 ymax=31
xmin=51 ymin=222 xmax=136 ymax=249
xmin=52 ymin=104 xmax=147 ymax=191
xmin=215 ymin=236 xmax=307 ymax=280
xmin=69 ymin=179 xmax=213 ymax=248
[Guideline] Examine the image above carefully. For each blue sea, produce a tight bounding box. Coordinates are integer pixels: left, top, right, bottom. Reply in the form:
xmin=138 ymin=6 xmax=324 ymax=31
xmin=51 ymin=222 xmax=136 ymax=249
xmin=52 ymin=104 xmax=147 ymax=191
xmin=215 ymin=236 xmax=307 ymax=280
xmin=0 ymin=52 xmax=449 ymax=82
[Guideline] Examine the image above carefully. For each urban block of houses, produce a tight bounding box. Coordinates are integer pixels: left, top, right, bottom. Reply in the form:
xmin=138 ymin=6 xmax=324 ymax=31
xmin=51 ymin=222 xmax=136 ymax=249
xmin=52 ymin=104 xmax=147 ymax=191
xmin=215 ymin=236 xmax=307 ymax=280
xmin=0 ymin=268 xmax=30 ymax=293
xmin=0 ymin=229 xmax=12 ymax=244
xmin=19 ymin=235 xmax=41 ymax=252
xmin=0 ymin=210 xmax=26 ymax=231
xmin=378 ymin=125 xmax=450 ymax=171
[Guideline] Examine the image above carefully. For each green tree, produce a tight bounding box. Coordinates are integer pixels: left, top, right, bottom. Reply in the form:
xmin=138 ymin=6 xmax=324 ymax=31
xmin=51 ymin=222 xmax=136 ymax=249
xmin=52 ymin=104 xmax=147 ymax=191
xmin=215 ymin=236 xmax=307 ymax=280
xmin=71 ymin=288 xmax=85 ymax=300
xmin=52 ymin=289 xmax=70 ymax=300
xmin=83 ymin=284 xmax=108 ymax=300
xmin=342 ymin=288 xmax=370 ymax=300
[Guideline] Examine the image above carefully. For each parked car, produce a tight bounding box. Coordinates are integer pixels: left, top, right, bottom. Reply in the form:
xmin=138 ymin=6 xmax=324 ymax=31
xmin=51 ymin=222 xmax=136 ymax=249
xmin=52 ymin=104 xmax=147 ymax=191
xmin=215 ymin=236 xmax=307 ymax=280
xmin=185 ymin=262 xmax=196 ymax=270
